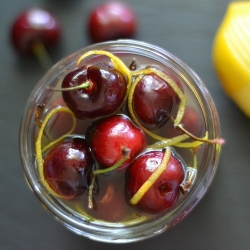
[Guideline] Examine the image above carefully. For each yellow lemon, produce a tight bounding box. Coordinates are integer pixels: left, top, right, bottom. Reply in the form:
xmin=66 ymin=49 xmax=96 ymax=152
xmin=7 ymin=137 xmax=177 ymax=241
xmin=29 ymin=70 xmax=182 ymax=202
xmin=212 ymin=1 xmax=250 ymax=117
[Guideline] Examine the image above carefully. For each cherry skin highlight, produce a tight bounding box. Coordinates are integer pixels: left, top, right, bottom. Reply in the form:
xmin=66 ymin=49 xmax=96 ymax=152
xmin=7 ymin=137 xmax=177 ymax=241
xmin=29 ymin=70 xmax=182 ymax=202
xmin=88 ymin=2 xmax=137 ymax=42
xmin=62 ymin=64 xmax=127 ymax=119
xmin=132 ymin=73 xmax=174 ymax=129
xmin=43 ymin=137 xmax=94 ymax=199
xmin=126 ymin=150 xmax=185 ymax=213
xmin=90 ymin=115 xmax=147 ymax=170
xmin=11 ymin=8 xmax=61 ymax=54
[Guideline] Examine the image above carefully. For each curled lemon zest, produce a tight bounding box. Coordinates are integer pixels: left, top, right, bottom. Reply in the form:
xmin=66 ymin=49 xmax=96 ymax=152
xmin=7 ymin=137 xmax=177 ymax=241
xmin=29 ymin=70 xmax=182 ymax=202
xmin=174 ymin=132 xmax=208 ymax=148
xmin=131 ymin=68 xmax=186 ymax=126
xmin=41 ymin=108 xmax=77 ymax=153
xmin=35 ymin=106 xmax=77 ymax=197
xmin=75 ymin=203 xmax=147 ymax=225
xmin=130 ymin=147 xmax=171 ymax=205
xmin=147 ymin=134 xmax=190 ymax=149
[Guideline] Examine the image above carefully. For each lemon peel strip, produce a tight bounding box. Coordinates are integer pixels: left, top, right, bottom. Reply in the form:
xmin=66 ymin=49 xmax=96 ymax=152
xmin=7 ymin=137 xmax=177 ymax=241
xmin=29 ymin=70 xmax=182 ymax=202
xmin=75 ymin=203 xmax=147 ymax=225
xmin=130 ymin=147 xmax=171 ymax=205
xmin=35 ymin=106 xmax=77 ymax=197
xmin=41 ymin=107 xmax=77 ymax=152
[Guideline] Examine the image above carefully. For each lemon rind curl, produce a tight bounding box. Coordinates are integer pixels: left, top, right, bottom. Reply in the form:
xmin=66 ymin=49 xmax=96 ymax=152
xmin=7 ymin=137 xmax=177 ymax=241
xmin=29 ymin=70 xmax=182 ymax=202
xmin=35 ymin=106 xmax=77 ymax=197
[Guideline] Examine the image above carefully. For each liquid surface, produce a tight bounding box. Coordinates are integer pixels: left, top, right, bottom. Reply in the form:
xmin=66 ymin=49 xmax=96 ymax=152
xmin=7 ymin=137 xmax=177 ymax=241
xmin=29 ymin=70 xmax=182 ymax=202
xmin=37 ymin=51 xmax=208 ymax=224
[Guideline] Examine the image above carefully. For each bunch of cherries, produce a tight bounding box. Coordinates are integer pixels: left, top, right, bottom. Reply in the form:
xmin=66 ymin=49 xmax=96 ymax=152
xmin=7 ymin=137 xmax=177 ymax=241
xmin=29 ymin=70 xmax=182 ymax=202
xmin=10 ymin=2 xmax=136 ymax=67
xmin=34 ymin=50 xmax=223 ymax=222
xmin=11 ymin=3 xmax=223 ymax=222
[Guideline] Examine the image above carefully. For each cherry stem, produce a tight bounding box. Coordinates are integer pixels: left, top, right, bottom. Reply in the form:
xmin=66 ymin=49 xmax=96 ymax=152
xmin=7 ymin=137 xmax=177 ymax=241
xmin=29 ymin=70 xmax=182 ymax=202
xmin=35 ymin=103 xmax=46 ymax=128
xmin=180 ymin=167 xmax=197 ymax=194
xmin=176 ymin=124 xmax=225 ymax=145
xmin=31 ymin=41 xmax=53 ymax=70
xmin=35 ymin=104 xmax=51 ymax=141
xmin=87 ymin=148 xmax=130 ymax=208
xmin=129 ymin=58 xmax=137 ymax=70
xmin=93 ymin=148 xmax=130 ymax=175
xmin=47 ymin=81 xmax=92 ymax=91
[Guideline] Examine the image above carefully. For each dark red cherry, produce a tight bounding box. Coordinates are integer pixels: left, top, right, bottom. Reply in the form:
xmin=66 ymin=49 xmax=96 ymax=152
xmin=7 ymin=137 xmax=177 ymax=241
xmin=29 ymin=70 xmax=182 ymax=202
xmin=43 ymin=137 xmax=94 ymax=199
xmin=62 ymin=65 xmax=127 ymax=119
xmin=90 ymin=115 xmax=147 ymax=170
xmin=11 ymin=8 xmax=61 ymax=54
xmin=165 ymin=106 xmax=203 ymax=138
xmin=132 ymin=73 xmax=174 ymax=129
xmin=88 ymin=2 xmax=137 ymax=42
xmin=126 ymin=150 xmax=185 ymax=213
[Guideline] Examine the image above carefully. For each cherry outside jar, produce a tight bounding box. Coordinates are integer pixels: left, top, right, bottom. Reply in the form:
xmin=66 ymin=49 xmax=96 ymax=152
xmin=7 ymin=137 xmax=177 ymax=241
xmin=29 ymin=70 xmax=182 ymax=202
xmin=19 ymin=40 xmax=222 ymax=243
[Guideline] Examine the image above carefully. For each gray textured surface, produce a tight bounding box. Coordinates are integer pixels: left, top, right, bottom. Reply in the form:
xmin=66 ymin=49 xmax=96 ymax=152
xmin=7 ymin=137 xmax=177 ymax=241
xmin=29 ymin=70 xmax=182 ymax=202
xmin=1 ymin=0 xmax=250 ymax=249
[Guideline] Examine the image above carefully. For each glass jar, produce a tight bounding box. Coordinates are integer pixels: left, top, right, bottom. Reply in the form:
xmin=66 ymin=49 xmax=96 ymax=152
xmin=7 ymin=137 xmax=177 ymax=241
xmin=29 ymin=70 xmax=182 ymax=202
xmin=19 ymin=40 xmax=221 ymax=243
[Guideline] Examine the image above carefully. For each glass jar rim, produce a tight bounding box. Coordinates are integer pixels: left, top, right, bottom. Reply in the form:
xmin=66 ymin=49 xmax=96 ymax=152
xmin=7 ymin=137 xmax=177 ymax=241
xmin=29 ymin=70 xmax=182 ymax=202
xmin=19 ymin=39 xmax=221 ymax=243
